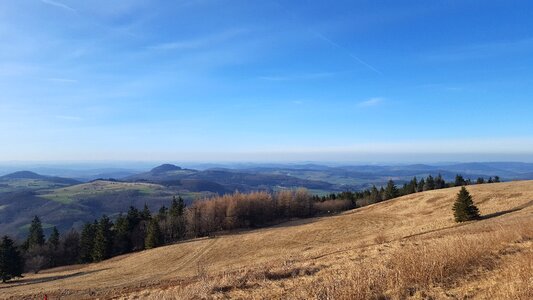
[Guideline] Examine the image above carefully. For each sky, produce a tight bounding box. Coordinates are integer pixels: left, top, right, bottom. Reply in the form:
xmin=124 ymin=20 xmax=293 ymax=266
xmin=0 ymin=0 xmax=532 ymax=163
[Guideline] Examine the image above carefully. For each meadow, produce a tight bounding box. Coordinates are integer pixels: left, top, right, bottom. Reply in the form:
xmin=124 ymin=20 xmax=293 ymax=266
xmin=2 ymin=181 xmax=532 ymax=299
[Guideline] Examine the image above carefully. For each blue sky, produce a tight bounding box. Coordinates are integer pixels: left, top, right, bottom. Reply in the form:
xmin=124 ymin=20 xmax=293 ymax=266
xmin=0 ymin=0 xmax=532 ymax=162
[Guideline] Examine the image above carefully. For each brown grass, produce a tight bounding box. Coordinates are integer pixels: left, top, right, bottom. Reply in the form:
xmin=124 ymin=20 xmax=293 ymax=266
xmin=2 ymin=181 xmax=533 ymax=300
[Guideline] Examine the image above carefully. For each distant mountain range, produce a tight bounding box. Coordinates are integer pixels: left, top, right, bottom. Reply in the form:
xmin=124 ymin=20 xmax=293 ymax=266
xmin=1 ymin=162 xmax=533 ymax=238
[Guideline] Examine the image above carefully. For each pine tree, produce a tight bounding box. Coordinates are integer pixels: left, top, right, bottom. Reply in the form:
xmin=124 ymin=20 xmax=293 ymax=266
xmin=494 ymin=176 xmax=501 ymax=183
xmin=383 ymin=180 xmax=399 ymax=200
xmin=169 ymin=196 xmax=186 ymax=240
xmin=170 ymin=196 xmax=185 ymax=217
xmin=455 ymin=174 xmax=466 ymax=186
xmin=92 ymin=215 xmax=114 ymax=262
xmin=434 ymin=174 xmax=446 ymax=189
xmin=369 ymin=185 xmax=381 ymax=203
xmin=48 ymin=227 xmax=60 ymax=250
xmin=26 ymin=216 xmax=45 ymax=249
xmin=0 ymin=236 xmax=24 ymax=283
xmin=423 ymin=175 xmax=435 ymax=191
xmin=113 ymin=214 xmax=132 ymax=255
xmin=79 ymin=221 xmax=97 ymax=263
xmin=476 ymin=177 xmax=485 ymax=184
xmin=141 ymin=204 xmax=151 ymax=220
xmin=417 ymin=178 xmax=425 ymax=192
xmin=145 ymin=218 xmax=163 ymax=249
xmin=452 ymin=187 xmax=480 ymax=222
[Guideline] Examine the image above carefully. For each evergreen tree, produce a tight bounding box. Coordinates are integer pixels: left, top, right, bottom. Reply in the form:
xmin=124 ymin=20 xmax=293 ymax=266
xmin=423 ymin=175 xmax=435 ymax=191
xmin=369 ymin=185 xmax=381 ymax=203
xmin=170 ymin=196 xmax=185 ymax=217
xmin=379 ymin=187 xmax=385 ymax=201
xmin=494 ymin=176 xmax=501 ymax=183
xmin=476 ymin=177 xmax=485 ymax=184
xmin=141 ymin=204 xmax=151 ymax=220
xmin=402 ymin=177 xmax=417 ymax=195
xmin=417 ymin=178 xmax=425 ymax=192
xmin=158 ymin=206 xmax=168 ymax=219
xmin=127 ymin=206 xmax=142 ymax=227
xmin=145 ymin=218 xmax=163 ymax=249
xmin=454 ymin=174 xmax=466 ymax=186
xmin=169 ymin=196 xmax=186 ymax=240
xmin=452 ymin=187 xmax=480 ymax=222
xmin=79 ymin=221 xmax=96 ymax=263
xmin=48 ymin=227 xmax=60 ymax=250
xmin=0 ymin=236 xmax=24 ymax=283
xmin=113 ymin=214 xmax=132 ymax=255
xmin=92 ymin=215 xmax=114 ymax=262
xmin=487 ymin=177 xmax=494 ymax=183
xmin=383 ymin=180 xmax=399 ymax=200
xmin=434 ymin=174 xmax=446 ymax=189
xmin=26 ymin=216 xmax=45 ymax=249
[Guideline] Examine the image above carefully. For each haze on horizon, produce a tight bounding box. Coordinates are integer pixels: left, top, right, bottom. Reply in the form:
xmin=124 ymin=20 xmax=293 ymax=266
xmin=1 ymin=1 xmax=532 ymax=162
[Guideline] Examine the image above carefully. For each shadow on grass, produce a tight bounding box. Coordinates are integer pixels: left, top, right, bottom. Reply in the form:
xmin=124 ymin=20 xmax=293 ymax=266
xmin=480 ymin=199 xmax=533 ymax=220
xmin=0 ymin=268 xmax=109 ymax=288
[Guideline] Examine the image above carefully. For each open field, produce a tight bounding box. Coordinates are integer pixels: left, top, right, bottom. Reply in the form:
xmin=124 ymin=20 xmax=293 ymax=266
xmin=2 ymin=181 xmax=532 ymax=299
xmin=0 ymin=179 xmax=72 ymax=193
xmin=37 ymin=180 xmax=168 ymax=204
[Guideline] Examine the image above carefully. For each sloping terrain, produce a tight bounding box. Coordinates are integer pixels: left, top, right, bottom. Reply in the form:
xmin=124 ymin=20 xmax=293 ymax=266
xmin=126 ymin=164 xmax=338 ymax=193
xmin=0 ymin=180 xmax=210 ymax=238
xmin=0 ymin=171 xmax=80 ymax=193
xmin=2 ymin=181 xmax=532 ymax=299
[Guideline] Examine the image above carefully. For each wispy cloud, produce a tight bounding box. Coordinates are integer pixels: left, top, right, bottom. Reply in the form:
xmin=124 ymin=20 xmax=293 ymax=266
xmin=358 ymin=97 xmax=384 ymax=107
xmin=41 ymin=0 xmax=76 ymax=12
xmin=148 ymin=29 xmax=248 ymax=51
xmin=312 ymin=32 xmax=382 ymax=75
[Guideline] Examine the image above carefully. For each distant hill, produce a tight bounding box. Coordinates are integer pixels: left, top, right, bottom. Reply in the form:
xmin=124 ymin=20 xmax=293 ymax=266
xmin=0 ymin=180 xmax=209 ymax=238
xmin=0 ymin=171 xmax=81 ymax=193
xmin=0 ymin=171 xmax=80 ymax=185
xmin=126 ymin=164 xmax=337 ymax=193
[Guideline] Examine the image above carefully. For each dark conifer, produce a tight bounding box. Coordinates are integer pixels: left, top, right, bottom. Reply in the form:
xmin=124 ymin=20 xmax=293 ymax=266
xmin=26 ymin=216 xmax=45 ymax=249
xmin=48 ymin=227 xmax=60 ymax=250
xmin=423 ymin=175 xmax=435 ymax=191
xmin=79 ymin=221 xmax=97 ymax=263
xmin=383 ymin=180 xmax=399 ymax=200
xmin=92 ymin=215 xmax=114 ymax=262
xmin=0 ymin=236 xmax=24 ymax=283
xmin=145 ymin=218 xmax=163 ymax=249
xmin=452 ymin=187 xmax=480 ymax=222
xmin=455 ymin=174 xmax=466 ymax=186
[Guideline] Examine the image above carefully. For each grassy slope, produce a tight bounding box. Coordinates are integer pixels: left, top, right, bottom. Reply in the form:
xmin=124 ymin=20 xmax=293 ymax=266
xmin=37 ymin=180 xmax=166 ymax=204
xmin=0 ymin=178 xmax=72 ymax=193
xmin=2 ymin=181 xmax=533 ymax=299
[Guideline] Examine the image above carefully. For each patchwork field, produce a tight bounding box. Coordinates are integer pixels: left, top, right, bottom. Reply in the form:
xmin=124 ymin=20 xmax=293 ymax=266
xmin=38 ymin=180 xmax=168 ymax=204
xmin=2 ymin=181 xmax=532 ymax=299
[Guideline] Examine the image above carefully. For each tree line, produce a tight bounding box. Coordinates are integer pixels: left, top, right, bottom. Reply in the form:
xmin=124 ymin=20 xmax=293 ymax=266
xmin=0 ymin=173 xmax=499 ymax=282
xmin=316 ymin=174 xmax=500 ymax=205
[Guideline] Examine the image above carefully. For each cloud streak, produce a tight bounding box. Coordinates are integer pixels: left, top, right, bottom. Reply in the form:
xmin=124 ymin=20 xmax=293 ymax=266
xmin=41 ymin=0 xmax=76 ymax=12
xmin=148 ymin=29 xmax=248 ymax=51
xmin=312 ymin=32 xmax=383 ymax=75
xmin=358 ymin=97 xmax=384 ymax=107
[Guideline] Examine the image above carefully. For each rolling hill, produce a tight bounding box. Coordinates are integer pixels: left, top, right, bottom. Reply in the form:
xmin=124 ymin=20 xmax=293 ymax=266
xmin=0 ymin=171 xmax=80 ymax=193
xmin=126 ymin=164 xmax=337 ymax=193
xmin=2 ymin=180 xmax=532 ymax=299
xmin=0 ymin=179 xmax=213 ymax=238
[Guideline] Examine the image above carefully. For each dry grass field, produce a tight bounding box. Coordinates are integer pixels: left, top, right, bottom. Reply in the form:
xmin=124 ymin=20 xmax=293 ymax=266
xmin=2 ymin=181 xmax=532 ymax=299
